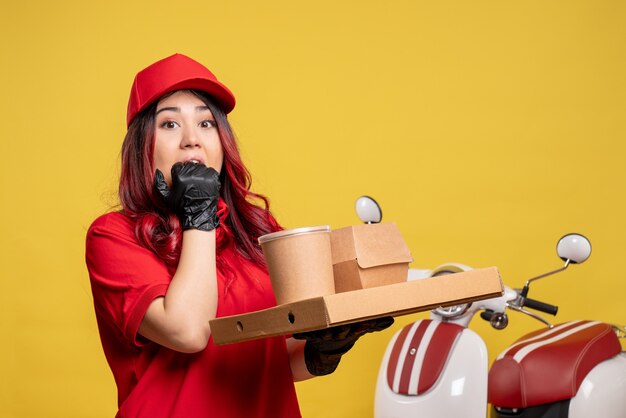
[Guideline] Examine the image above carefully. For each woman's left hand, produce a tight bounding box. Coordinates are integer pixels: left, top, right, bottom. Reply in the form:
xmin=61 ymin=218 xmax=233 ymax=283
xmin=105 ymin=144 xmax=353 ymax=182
xmin=292 ymin=317 xmax=394 ymax=376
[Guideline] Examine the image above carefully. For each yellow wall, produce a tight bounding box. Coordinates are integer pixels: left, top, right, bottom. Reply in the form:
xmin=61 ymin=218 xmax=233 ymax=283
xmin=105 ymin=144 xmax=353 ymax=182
xmin=1 ymin=1 xmax=625 ymax=417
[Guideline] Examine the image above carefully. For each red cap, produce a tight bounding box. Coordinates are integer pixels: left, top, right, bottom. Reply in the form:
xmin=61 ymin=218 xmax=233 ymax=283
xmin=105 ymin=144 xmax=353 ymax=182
xmin=126 ymin=53 xmax=236 ymax=126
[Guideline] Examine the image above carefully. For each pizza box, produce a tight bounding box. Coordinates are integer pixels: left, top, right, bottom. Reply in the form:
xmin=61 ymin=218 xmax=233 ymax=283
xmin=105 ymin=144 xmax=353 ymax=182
xmin=209 ymin=266 xmax=502 ymax=345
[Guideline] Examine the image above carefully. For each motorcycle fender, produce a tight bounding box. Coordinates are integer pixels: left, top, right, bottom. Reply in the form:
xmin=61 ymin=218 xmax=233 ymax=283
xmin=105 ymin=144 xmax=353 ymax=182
xmin=375 ymin=323 xmax=489 ymax=418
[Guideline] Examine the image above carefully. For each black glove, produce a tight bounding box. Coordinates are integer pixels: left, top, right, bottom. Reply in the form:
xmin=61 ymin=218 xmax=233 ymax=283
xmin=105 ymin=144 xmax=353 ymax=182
xmin=292 ymin=316 xmax=394 ymax=376
xmin=154 ymin=162 xmax=221 ymax=231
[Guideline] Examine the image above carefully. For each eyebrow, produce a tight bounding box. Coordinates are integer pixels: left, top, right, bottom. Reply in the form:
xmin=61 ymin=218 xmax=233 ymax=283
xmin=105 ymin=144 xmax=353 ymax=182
xmin=155 ymin=105 xmax=211 ymax=115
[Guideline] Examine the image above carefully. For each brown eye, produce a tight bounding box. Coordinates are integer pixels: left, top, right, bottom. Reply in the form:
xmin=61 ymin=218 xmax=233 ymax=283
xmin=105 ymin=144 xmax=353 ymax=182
xmin=160 ymin=121 xmax=179 ymax=129
xmin=200 ymin=120 xmax=215 ymax=128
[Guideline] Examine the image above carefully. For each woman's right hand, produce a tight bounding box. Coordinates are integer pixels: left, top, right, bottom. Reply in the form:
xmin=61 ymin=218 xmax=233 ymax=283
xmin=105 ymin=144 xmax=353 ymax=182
xmin=140 ymin=162 xmax=221 ymax=353
xmin=154 ymin=162 xmax=221 ymax=231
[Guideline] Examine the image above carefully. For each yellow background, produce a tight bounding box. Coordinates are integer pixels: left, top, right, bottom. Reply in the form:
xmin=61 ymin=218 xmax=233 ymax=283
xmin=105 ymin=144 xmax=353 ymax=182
xmin=1 ymin=1 xmax=625 ymax=417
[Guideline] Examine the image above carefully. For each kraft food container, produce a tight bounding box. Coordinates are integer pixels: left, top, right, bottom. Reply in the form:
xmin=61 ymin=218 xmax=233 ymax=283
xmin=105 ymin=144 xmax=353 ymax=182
xmin=258 ymin=225 xmax=335 ymax=305
xmin=331 ymin=223 xmax=413 ymax=292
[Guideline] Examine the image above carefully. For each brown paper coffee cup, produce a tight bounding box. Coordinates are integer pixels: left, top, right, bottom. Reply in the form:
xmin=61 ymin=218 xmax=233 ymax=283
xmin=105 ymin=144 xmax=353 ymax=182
xmin=258 ymin=225 xmax=335 ymax=305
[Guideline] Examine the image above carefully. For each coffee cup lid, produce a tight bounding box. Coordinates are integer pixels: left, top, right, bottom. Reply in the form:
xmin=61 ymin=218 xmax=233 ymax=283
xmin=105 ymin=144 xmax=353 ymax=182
xmin=258 ymin=225 xmax=331 ymax=245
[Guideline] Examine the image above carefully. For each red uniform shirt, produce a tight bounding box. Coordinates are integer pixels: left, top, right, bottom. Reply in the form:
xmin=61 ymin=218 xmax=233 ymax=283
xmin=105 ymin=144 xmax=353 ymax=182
xmin=85 ymin=202 xmax=301 ymax=418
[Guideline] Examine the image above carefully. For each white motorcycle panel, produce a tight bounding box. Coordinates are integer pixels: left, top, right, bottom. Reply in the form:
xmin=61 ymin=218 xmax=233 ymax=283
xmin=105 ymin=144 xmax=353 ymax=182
xmin=569 ymin=352 xmax=626 ymax=418
xmin=375 ymin=325 xmax=488 ymax=418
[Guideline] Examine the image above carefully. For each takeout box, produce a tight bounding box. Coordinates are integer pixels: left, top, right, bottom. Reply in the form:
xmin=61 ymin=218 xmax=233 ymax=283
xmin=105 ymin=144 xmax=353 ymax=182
xmin=331 ymin=223 xmax=413 ymax=292
xmin=209 ymin=267 xmax=503 ymax=345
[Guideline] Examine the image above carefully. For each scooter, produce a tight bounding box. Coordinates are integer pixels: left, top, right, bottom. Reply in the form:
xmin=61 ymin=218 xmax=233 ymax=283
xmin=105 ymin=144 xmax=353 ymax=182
xmin=359 ymin=198 xmax=626 ymax=418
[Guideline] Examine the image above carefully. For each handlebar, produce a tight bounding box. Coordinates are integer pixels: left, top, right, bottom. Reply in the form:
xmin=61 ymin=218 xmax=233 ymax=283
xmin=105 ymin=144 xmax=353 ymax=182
xmin=479 ymin=292 xmax=558 ymax=330
xmin=522 ymin=298 xmax=558 ymax=316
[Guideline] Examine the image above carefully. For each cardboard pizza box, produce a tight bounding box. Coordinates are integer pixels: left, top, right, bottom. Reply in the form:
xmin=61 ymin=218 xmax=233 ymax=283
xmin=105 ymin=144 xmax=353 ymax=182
xmin=209 ymin=266 xmax=502 ymax=345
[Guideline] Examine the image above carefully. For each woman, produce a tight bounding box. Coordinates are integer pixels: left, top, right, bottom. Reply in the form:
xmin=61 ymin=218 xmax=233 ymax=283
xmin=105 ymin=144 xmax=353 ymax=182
xmin=86 ymin=53 xmax=391 ymax=418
